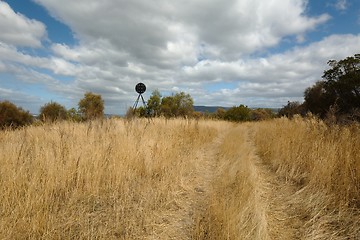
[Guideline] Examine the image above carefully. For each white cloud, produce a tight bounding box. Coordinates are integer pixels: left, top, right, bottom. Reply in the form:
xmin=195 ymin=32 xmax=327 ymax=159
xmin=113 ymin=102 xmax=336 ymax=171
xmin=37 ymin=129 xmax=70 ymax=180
xmin=0 ymin=2 xmax=46 ymax=47
xmin=34 ymin=0 xmax=330 ymax=63
xmin=2 ymin=0 xmax=359 ymax=113
xmin=335 ymin=0 xmax=348 ymax=11
xmin=182 ymin=34 xmax=360 ymax=106
xmin=0 ymin=87 xmax=44 ymax=111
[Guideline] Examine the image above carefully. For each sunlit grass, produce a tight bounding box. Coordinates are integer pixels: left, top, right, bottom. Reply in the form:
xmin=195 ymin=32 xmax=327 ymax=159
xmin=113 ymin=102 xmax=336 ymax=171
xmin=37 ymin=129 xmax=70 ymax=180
xmin=0 ymin=117 xmax=359 ymax=239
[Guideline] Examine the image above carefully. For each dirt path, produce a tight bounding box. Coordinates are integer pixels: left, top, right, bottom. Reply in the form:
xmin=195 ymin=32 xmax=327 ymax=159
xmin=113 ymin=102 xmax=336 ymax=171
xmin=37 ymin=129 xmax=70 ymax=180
xmin=147 ymin=128 xmax=229 ymax=240
xmin=152 ymin=125 xmax=309 ymax=239
xmin=189 ymin=125 xmax=309 ymax=239
xmin=255 ymin=160 xmax=308 ymax=239
xmin=246 ymin=126 xmax=309 ymax=239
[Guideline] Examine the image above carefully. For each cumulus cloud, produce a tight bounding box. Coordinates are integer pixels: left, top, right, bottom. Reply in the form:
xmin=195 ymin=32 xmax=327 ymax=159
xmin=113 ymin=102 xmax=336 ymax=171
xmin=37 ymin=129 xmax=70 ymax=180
xmin=34 ymin=0 xmax=330 ymax=63
xmin=0 ymin=2 xmax=46 ymax=47
xmin=1 ymin=0 xmax=359 ymax=113
xmin=184 ymin=34 xmax=360 ymax=106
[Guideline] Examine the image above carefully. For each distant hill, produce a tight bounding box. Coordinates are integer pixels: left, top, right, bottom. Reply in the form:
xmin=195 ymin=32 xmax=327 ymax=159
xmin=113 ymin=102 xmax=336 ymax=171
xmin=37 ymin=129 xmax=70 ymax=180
xmin=194 ymin=106 xmax=280 ymax=114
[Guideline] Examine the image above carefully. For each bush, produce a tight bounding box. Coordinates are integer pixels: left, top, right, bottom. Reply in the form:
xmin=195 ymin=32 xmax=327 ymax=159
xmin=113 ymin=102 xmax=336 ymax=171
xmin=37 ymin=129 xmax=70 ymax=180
xmin=39 ymin=101 xmax=67 ymax=122
xmin=251 ymin=108 xmax=275 ymax=121
xmin=78 ymin=92 xmax=104 ymax=120
xmin=67 ymin=108 xmax=82 ymax=122
xmin=0 ymin=101 xmax=33 ymax=129
xmin=224 ymin=105 xmax=251 ymax=122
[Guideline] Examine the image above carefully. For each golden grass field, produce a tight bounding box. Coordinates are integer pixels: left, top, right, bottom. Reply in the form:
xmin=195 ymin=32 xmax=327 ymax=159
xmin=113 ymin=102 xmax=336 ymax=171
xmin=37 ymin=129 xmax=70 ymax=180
xmin=0 ymin=117 xmax=359 ymax=239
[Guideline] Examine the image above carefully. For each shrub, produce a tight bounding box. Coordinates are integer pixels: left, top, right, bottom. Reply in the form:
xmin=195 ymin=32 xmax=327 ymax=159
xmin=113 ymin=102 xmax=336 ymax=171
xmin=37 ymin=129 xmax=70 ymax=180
xmin=39 ymin=101 xmax=67 ymax=122
xmin=78 ymin=92 xmax=104 ymax=120
xmin=0 ymin=101 xmax=33 ymax=129
xmin=224 ymin=105 xmax=251 ymax=122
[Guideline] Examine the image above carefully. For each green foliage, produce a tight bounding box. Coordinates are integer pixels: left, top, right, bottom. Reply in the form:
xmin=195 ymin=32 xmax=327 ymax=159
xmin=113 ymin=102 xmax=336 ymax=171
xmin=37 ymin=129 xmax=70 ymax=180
xmin=135 ymin=106 xmax=147 ymax=117
xmin=304 ymin=81 xmax=331 ymax=118
xmin=78 ymin=92 xmax=104 ymax=120
xmin=224 ymin=105 xmax=251 ymax=122
xmin=147 ymin=90 xmax=161 ymax=117
xmin=304 ymin=54 xmax=360 ymax=120
xmin=160 ymin=92 xmax=194 ymax=118
xmin=39 ymin=101 xmax=67 ymax=122
xmin=0 ymin=101 xmax=33 ymax=129
xmin=67 ymin=108 xmax=82 ymax=122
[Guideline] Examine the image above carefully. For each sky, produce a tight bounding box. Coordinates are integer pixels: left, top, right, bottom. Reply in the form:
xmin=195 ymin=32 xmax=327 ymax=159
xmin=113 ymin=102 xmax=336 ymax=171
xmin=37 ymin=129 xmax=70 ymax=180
xmin=0 ymin=0 xmax=359 ymax=114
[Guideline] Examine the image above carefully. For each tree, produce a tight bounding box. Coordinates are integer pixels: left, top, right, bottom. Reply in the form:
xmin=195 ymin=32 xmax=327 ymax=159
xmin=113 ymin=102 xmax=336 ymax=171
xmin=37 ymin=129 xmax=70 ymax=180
xmin=39 ymin=101 xmax=67 ymax=122
xmin=224 ymin=105 xmax=251 ymax=122
xmin=67 ymin=108 xmax=82 ymax=122
xmin=147 ymin=90 xmax=162 ymax=117
xmin=160 ymin=92 xmax=194 ymax=118
xmin=78 ymin=92 xmax=104 ymax=120
xmin=303 ymin=81 xmax=331 ymax=118
xmin=0 ymin=101 xmax=33 ymax=129
xmin=322 ymin=54 xmax=360 ymax=113
xmin=278 ymin=101 xmax=304 ymax=118
xmin=304 ymin=54 xmax=360 ymax=119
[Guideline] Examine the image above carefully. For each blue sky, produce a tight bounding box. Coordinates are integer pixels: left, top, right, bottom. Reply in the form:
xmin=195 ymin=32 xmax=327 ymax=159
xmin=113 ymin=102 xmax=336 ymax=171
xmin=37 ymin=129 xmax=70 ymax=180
xmin=0 ymin=0 xmax=359 ymax=114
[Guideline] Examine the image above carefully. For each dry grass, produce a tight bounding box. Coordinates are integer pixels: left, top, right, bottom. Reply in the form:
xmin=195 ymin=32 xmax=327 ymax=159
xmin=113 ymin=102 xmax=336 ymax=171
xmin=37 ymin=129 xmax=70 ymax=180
xmin=0 ymin=118 xmax=223 ymax=239
xmin=195 ymin=125 xmax=270 ymax=240
xmin=252 ymin=117 xmax=360 ymax=239
xmin=0 ymin=117 xmax=359 ymax=239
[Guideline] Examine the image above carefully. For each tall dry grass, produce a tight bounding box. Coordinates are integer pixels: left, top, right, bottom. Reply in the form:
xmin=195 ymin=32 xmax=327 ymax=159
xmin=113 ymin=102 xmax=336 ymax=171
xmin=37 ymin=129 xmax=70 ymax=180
xmin=0 ymin=117 xmax=359 ymax=239
xmin=253 ymin=117 xmax=360 ymax=208
xmin=0 ymin=118 xmax=223 ymax=239
xmin=252 ymin=117 xmax=360 ymax=239
xmin=194 ymin=125 xmax=270 ymax=240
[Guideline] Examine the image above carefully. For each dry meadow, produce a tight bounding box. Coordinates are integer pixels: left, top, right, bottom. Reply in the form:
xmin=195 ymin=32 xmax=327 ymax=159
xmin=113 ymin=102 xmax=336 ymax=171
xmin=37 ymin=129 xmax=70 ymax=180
xmin=0 ymin=117 xmax=359 ymax=239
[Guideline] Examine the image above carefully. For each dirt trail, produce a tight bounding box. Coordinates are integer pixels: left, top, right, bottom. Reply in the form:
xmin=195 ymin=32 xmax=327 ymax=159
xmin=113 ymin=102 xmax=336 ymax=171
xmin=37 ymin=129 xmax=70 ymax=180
xmin=255 ymin=159 xmax=308 ymax=239
xmin=152 ymin=125 xmax=309 ymax=239
xmin=147 ymin=128 xmax=229 ymax=240
xmin=245 ymin=126 xmax=309 ymax=239
xmin=189 ymin=125 xmax=308 ymax=239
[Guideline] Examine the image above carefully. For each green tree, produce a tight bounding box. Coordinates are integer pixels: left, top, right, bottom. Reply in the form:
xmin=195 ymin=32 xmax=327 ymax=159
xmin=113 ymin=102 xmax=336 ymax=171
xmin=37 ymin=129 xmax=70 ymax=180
xmin=0 ymin=101 xmax=33 ymax=129
xmin=304 ymin=54 xmax=360 ymax=119
xmin=160 ymin=96 xmax=176 ymax=117
xmin=304 ymin=81 xmax=333 ymax=118
xmin=322 ymin=54 xmax=360 ymax=113
xmin=67 ymin=107 xmax=82 ymax=122
xmin=78 ymin=92 xmax=104 ymax=120
xmin=147 ymin=90 xmax=162 ymax=117
xmin=39 ymin=101 xmax=67 ymax=122
xmin=160 ymin=92 xmax=194 ymax=118
xmin=224 ymin=105 xmax=251 ymax=122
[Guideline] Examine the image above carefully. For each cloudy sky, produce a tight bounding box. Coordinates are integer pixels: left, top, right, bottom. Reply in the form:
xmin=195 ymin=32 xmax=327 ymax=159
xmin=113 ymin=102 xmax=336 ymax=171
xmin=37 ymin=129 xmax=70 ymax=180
xmin=1 ymin=0 xmax=360 ymax=114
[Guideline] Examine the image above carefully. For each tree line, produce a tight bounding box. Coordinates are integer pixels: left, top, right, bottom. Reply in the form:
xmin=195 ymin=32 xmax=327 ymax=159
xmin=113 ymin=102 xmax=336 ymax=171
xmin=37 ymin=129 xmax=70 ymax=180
xmin=129 ymin=90 xmax=275 ymax=121
xmin=0 ymin=92 xmax=104 ymax=129
xmin=134 ymin=53 xmax=360 ymax=123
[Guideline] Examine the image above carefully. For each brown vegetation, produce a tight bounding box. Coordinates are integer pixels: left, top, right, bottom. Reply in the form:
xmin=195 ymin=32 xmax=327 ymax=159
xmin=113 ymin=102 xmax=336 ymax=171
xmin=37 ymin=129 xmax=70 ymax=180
xmin=0 ymin=118 xmax=359 ymax=239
